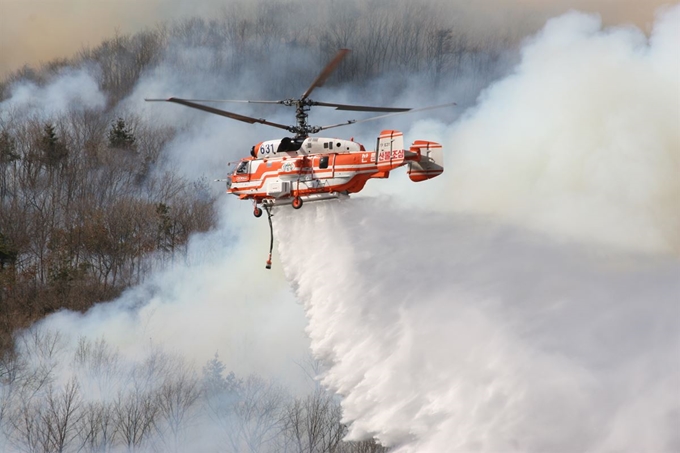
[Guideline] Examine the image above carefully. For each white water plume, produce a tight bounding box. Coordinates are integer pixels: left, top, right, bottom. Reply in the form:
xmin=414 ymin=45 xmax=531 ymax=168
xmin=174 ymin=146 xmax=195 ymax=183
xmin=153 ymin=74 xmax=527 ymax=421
xmin=275 ymin=199 xmax=679 ymax=452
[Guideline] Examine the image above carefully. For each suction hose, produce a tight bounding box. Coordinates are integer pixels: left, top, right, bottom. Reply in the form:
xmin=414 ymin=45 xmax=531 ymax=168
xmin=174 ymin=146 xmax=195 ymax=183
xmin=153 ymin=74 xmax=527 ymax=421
xmin=265 ymin=205 xmax=274 ymax=269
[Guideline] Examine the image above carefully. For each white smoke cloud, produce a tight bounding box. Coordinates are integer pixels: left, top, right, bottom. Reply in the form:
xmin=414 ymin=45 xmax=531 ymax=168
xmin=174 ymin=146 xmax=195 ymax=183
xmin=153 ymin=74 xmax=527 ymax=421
xmin=0 ymin=36 xmax=321 ymax=453
xmin=0 ymin=66 xmax=107 ymax=120
xmin=30 ymin=197 xmax=310 ymax=389
xmin=441 ymin=6 xmax=680 ymax=255
xmin=0 ymin=49 xmax=312 ymax=389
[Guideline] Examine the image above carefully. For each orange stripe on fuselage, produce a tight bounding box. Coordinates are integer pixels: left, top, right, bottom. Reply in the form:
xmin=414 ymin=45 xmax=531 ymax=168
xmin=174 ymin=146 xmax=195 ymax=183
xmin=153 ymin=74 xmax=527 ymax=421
xmin=227 ymin=152 xmax=410 ymax=200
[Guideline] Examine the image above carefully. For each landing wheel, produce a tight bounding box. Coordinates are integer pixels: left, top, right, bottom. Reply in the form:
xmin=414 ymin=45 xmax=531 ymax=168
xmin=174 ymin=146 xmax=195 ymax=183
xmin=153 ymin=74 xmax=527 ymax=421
xmin=292 ymin=197 xmax=303 ymax=209
xmin=253 ymin=206 xmax=263 ymax=218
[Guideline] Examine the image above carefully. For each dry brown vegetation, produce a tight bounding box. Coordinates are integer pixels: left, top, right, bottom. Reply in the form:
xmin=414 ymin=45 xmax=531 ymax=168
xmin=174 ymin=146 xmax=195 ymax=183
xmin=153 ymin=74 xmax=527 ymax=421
xmin=0 ymin=114 xmax=215 ymax=354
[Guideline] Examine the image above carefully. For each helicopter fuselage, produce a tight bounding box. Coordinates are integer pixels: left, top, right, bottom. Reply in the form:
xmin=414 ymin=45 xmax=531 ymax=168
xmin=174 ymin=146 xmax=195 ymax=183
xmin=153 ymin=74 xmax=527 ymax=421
xmin=226 ymin=130 xmax=443 ymax=209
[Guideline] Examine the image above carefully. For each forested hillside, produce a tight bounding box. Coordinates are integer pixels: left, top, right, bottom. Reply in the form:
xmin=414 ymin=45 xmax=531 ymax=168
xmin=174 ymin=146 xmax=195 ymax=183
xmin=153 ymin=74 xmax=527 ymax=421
xmin=0 ymin=0 xmax=511 ymax=353
xmin=0 ymin=113 xmax=214 ymax=351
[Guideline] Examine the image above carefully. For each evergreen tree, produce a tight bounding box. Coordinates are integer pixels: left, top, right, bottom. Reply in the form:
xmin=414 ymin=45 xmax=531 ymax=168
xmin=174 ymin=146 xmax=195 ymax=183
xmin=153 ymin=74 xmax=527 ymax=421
xmin=108 ymin=117 xmax=136 ymax=150
xmin=0 ymin=232 xmax=17 ymax=269
xmin=202 ymin=353 xmax=243 ymax=415
xmin=202 ymin=352 xmax=227 ymax=394
xmin=40 ymin=123 xmax=68 ymax=166
xmin=0 ymin=131 xmax=19 ymax=163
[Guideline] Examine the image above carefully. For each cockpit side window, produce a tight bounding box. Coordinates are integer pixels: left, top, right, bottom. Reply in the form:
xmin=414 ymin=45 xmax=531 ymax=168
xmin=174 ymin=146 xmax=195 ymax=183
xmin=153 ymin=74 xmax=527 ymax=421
xmin=236 ymin=161 xmax=249 ymax=174
xmin=319 ymin=156 xmax=329 ymax=169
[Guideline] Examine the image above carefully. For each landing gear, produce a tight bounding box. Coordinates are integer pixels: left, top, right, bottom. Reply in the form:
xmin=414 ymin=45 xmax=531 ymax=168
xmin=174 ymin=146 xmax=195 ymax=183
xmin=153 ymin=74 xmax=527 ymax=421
xmin=292 ymin=197 xmax=303 ymax=209
xmin=253 ymin=206 xmax=263 ymax=218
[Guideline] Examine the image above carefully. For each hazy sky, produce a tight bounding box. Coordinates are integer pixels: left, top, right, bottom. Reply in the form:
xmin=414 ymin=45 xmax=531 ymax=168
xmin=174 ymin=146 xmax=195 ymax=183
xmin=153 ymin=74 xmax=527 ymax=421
xmin=0 ymin=0 xmax=671 ymax=77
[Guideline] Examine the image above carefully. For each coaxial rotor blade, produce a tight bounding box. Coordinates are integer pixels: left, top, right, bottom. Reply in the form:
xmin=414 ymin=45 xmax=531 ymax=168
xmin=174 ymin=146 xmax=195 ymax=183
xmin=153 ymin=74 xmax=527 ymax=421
xmin=312 ymin=101 xmax=410 ymax=112
xmin=300 ymin=49 xmax=351 ymax=101
xmin=145 ymin=98 xmax=292 ymax=131
xmin=317 ymin=101 xmax=457 ymax=132
xmin=158 ymin=99 xmax=285 ymax=105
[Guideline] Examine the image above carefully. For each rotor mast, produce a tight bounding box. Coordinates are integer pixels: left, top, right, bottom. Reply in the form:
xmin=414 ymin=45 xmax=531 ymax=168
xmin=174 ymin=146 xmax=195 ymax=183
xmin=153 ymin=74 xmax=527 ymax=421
xmin=279 ymin=98 xmax=318 ymax=137
xmin=286 ymin=48 xmax=351 ymax=138
xmin=295 ymin=101 xmax=313 ymax=138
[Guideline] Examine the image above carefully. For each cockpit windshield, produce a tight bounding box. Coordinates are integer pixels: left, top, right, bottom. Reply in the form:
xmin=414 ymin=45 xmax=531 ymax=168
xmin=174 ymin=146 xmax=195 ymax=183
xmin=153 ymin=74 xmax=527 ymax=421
xmin=236 ymin=161 xmax=249 ymax=174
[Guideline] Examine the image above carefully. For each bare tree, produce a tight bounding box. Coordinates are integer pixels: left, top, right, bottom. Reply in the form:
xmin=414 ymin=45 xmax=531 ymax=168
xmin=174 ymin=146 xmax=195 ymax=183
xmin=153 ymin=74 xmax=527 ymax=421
xmin=73 ymin=337 xmax=122 ymax=395
xmin=202 ymin=357 xmax=288 ymax=453
xmin=283 ymin=388 xmax=345 ymax=453
xmin=9 ymin=399 xmax=50 ymax=453
xmin=12 ymin=329 xmax=65 ymax=401
xmin=155 ymin=365 xmax=201 ymax=451
xmin=112 ymin=388 xmax=159 ymax=451
xmin=77 ymin=401 xmax=116 ymax=453
xmin=42 ymin=378 xmax=83 ymax=453
xmin=338 ymin=438 xmax=390 ymax=453
xmin=232 ymin=375 xmax=288 ymax=453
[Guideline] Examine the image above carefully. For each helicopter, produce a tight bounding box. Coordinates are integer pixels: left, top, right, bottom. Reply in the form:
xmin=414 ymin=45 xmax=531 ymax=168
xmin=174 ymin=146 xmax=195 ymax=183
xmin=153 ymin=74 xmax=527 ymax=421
xmin=146 ymin=49 xmax=453 ymax=268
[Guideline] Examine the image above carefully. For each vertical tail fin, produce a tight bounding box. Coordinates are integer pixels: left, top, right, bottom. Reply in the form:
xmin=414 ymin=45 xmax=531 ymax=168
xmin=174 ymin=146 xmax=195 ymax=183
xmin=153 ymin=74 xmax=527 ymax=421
xmin=376 ymin=130 xmax=404 ymax=163
xmin=408 ymin=140 xmax=443 ymax=182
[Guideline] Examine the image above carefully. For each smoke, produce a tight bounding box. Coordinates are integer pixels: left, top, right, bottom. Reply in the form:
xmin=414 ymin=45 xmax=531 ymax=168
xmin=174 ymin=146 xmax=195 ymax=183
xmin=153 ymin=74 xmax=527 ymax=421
xmin=0 ymin=66 xmax=106 ymax=120
xmin=0 ymin=23 xmax=315 ymax=451
xmin=274 ymin=5 xmax=680 ymax=452
xmin=359 ymin=4 xmax=680 ymax=255
xmin=31 ymin=200 xmax=309 ymax=385
xmin=441 ymin=6 xmax=680 ymax=255
xmin=0 ymin=0 xmax=669 ymax=77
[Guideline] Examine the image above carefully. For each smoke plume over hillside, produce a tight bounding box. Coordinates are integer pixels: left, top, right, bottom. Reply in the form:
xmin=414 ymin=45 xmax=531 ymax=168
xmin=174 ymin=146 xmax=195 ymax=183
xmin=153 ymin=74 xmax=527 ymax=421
xmin=0 ymin=1 xmax=677 ymax=452
xmin=443 ymin=7 xmax=680 ymax=255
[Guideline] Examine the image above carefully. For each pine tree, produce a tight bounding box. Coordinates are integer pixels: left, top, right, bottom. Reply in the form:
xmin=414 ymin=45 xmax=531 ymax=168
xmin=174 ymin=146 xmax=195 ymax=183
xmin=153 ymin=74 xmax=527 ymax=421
xmin=202 ymin=353 xmax=228 ymax=396
xmin=108 ymin=117 xmax=136 ymax=150
xmin=0 ymin=131 xmax=19 ymax=163
xmin=40 ymin=123 xmax=68 ymax=166
xmin=0 ymin=232 xmax=17 ymax=270
xmin=202 ymin=353 xmax=243 ymax=397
